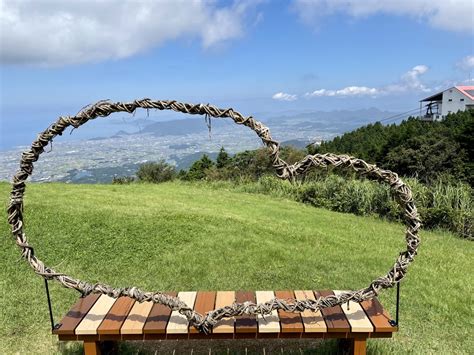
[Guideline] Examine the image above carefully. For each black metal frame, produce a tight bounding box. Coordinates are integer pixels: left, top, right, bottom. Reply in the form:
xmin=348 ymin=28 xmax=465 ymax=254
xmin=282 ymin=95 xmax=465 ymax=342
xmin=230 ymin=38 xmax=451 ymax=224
xmin=389 ymin=282 xmax=401 ymax=327
xmin=44 ymin=279 xmax=61 ymax=331
xmin=44 ymin=279 xmax=402 ymax=331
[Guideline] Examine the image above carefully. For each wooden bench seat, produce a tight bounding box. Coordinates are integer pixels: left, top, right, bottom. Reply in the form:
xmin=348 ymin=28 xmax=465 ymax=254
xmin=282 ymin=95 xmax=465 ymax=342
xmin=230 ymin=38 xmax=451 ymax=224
xmin=53 ymin=290 xmax=397 ymax=355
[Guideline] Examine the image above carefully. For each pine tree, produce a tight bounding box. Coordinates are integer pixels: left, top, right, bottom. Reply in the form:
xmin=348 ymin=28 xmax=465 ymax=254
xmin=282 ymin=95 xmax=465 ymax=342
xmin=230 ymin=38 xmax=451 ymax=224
xmin=216 ymin=147 xmax=230 ymax=169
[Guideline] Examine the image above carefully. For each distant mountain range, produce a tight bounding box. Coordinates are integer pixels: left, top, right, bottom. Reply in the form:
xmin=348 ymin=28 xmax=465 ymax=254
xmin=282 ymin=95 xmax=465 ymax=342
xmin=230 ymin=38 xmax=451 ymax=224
xmin=139 ymin=117 xmax=227 ymax=137
xmin=123 ymin=107 xmax=396 ymax=140
xmin=266 ymin=107 xmax=395 ymax=132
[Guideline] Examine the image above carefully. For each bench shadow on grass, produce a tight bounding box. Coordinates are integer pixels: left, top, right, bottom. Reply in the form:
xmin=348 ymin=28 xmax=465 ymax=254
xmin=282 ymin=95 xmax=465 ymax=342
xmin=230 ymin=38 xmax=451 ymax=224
xmin=59 ymin=339 xmax=354 ymax=354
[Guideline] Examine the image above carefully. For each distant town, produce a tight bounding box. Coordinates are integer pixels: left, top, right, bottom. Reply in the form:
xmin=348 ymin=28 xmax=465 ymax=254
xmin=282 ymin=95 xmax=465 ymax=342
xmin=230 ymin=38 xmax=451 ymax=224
xmin=0 ymin=108 xmax=396 ymax=183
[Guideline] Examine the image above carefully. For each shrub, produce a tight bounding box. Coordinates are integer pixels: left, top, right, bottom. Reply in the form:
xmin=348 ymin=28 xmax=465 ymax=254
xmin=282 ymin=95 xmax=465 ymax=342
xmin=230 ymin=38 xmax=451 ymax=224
xmin=112 ymin=176 xmax=135 ymax=184
xmin=136 ymin=160 xmax=176 ymax=183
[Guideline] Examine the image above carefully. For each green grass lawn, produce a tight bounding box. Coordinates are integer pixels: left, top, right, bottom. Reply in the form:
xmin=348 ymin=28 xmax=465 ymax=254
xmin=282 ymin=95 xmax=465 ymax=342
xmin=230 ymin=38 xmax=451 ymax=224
xmin=0 ymin=181 xmax=472 ymax=354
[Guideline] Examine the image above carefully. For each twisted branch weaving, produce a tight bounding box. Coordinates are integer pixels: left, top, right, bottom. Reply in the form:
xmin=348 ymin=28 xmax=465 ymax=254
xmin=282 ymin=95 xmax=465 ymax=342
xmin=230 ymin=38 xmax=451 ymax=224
xmin=7 ymin=99 xmax=421 ymax=334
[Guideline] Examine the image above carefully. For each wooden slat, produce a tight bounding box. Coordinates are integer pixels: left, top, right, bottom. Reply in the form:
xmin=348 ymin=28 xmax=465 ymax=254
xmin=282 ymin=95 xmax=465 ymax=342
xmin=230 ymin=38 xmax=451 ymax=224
xmin=143 ymin=292 xmax=177 ymax=335
xmin=56 ymin=290 xmax=397 ymax=341
xmin=316 ymin=290 xmax=350 ymax=333
xmin=274 ymin=290 xmax=303 ymax=335
xmin=189 ymin=291 xmax=216 ymax=335
xmin=334 ymin=291 xmax=374 ymax=333
xmin=213 ymin=291 xmax=235 ymax=334
xmin=166 ymin=292 xmax=197 ymax=334
xmin=75 ymin=295 xmax=116 ymax=335
xmin=294 ymin=290 xmax=327 ymax=333
xmin=121 ymin=301 xmax=154 ymax=335
xmin=54 ymin=294 xmax=101 ymax=335
xmin=235 ymin=291 xmax=257 ymax=336
xmin=360 ymin=298 xmax=396 ymax=332
xmin=97 ymin=296 xmax=135 ymax=335
xmin=255 ymin=291 xmax=280 ymax=333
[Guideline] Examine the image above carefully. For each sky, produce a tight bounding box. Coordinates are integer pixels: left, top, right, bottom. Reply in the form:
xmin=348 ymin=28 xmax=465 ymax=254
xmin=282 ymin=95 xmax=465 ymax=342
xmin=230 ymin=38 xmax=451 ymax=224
xmin=1 ymin=0 xmax=473 ymax=149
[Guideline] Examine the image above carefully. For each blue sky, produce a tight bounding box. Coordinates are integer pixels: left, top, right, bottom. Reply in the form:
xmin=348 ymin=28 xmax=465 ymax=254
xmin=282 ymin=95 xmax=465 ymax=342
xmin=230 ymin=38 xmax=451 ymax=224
xmin=1 ymin=0 xmax=473 ymax=149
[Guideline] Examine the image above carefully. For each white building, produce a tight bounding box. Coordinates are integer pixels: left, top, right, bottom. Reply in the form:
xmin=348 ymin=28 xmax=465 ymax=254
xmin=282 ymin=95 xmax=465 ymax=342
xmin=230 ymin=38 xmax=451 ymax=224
xmin=420 ymin=85 xmax=474 ymax=121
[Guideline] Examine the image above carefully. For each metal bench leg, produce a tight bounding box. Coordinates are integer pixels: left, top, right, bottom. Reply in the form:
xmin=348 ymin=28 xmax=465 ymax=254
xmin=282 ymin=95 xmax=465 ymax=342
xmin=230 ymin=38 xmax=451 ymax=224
xmin=352 ymin=336 xmax=367 ymax=355
xmin=83 ymin=340 xmax=101 ymax=355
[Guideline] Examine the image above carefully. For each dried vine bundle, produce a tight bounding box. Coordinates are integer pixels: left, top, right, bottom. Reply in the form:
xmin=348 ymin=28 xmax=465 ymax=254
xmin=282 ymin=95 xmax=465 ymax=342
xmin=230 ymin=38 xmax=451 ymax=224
xmin=7 ymin=99 xmax=421 ymax=334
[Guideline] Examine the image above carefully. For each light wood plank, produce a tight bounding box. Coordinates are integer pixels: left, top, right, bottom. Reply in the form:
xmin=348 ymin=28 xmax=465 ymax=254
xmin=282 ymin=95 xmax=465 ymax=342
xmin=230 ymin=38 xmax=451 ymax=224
xmin=121 ymin=301 xmax=154 ymax=335
xmin=294 ymin=290 xmax=327 ymax=333
xmin=255 ymin=291 xmax=280 ymax=333
xmin=334 ymin=291 xmax=374 ymax=333
xmin=166 ymin=291 xmax=197 ymax=334
xmin=213 ymin=291 xmax=235 ymax=334
xmin=75 ymin=295 xmax=116 ymax=335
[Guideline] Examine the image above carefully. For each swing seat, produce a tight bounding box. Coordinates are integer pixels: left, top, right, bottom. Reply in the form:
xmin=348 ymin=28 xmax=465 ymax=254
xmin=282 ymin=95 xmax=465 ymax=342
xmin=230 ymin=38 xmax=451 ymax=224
xmin=8 ymin=99 xmax=419 ymax=355
xmin=53 ymin=290 xmax=397 ymax=355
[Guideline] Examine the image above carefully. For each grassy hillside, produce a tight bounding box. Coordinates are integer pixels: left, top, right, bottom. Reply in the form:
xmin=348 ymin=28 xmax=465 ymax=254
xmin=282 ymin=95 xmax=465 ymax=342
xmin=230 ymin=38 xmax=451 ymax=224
xmin=0 ymin=182 xmax=472 ymax=354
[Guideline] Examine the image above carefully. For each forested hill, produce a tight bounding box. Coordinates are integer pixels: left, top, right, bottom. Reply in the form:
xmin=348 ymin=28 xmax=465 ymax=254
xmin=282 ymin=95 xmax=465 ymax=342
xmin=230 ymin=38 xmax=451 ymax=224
xmin=310 ymin=110 xmax=473 ymax=185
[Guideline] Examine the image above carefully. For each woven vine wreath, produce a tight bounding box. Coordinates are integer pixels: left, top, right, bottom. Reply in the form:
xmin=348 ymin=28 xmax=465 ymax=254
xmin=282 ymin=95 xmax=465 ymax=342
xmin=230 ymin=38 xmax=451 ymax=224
xmin=8 ymin=99 xmax=421 ymax=334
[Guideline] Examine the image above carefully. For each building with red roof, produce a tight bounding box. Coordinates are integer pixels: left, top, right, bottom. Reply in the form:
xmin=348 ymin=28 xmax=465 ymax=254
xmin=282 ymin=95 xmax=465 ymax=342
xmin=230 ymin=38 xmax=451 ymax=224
xmin=420 ymin=86 xmax=474 ymax=121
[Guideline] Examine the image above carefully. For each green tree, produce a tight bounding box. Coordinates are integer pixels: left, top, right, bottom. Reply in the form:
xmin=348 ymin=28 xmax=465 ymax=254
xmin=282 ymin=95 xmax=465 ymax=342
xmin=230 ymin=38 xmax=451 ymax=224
xmin=216 ymin=147 xmax=230 ymax=169
xmin=230 ymin=148 xmax=273 ymax=179
xmin=310 ymin=110 xmax=473 ymax=184
xmin=386 ymin=134 xmax=466 ymax=183
xmin=185 ymin=154 xmax=215 ymax=180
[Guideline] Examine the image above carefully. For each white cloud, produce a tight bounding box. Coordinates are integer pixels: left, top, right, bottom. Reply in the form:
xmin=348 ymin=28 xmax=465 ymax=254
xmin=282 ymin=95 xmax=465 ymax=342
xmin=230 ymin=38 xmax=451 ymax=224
xmin=399 ymin=64 xmax=430 ymax=92
xmin=305 ymin=65 xmax=431 ymax=98
xmin=336 ymin=86 xmax=379 ymax=96
xmin=305 ymin=86 xmax=379 ymax=97
xmin=306 ymin=89 xmax=335 ymax=97
xmin=293 ymin=0 xmax=474 ymax=33
xmin=457 ymin=55 xmax=474 ymax=71
xmin=0 ymin=0 xmax=260 ymax=66
xmin=272 ymin=92 xmax=298 ymax=101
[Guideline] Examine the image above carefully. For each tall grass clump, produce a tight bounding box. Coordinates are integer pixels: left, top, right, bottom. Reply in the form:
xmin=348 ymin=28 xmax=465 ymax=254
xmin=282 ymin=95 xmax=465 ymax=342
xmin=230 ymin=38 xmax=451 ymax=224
xmin=226 ymin=174 xmax=472 ymax=239
xmin=418 ymin=178 xmax=472 ymax=239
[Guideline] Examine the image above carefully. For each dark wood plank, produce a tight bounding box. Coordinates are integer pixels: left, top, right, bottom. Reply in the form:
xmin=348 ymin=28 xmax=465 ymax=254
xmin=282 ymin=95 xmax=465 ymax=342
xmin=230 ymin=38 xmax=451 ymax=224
xmin=189 ymin=291 xmax=216 ymax=336
xmin=235 ymin=291 xmax=257 ymax=338
xmin=360 ymin=298 xmax=397 ymax=332
xmin=316 ymin=290 xmax=351 ymax=333
xmin=275 ymin=290 xmax=304 ymax=337
xmin=97 ymin=296 xmax=135 ymax=335
xmin=143 ymin=292 xmax=177 ymax=335
xmin=53 ymin=294 xmax=101 ymax=335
